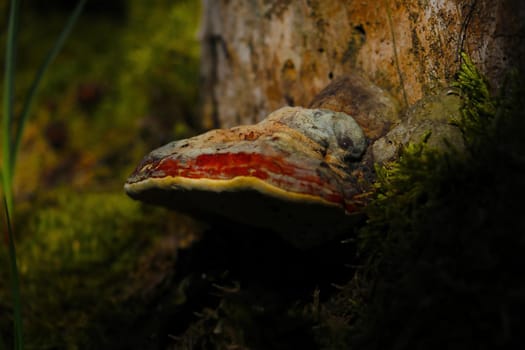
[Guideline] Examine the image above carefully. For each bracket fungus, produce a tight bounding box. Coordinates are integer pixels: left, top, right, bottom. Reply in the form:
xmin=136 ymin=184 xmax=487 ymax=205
xmin=125 ymin=106 xmax=373 ymax=248
xmin=125 ymin=73 xmax=461 ymax=248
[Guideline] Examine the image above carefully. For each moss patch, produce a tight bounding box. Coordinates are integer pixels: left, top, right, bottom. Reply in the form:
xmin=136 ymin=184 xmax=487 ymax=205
xmin=0 ymin=190 xmax=181 ymax=349
xmin=323 ymin=55 xmax=525 ymax=349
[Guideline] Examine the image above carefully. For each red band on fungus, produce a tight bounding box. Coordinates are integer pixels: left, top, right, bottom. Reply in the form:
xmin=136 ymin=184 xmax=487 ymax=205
xmin=152 ymin=152 xmax=345 ymax=206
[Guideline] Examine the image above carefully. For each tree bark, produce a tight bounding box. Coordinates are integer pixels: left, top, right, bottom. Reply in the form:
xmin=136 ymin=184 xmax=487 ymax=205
xmin=199 ymin=0 xmax=524 ymax=129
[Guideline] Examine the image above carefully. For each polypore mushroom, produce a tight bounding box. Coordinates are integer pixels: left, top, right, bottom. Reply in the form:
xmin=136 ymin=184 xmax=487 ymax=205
xmin=126 ymin=73 xmax=462 ymax=248
xmin=125 ymin=106 xmax=371 ymax=248
xmin=125 ymin=73 xmax=404 ymax=248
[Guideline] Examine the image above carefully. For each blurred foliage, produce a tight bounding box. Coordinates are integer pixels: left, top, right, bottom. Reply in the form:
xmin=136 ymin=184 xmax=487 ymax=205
xmin=0 ymin=1 xmax=202 ymax=348
xmin=2 ymin=193 xmax=153 ymax=349
xmin=0 ymin=0 xmax=201 ymax=198
xmin=0 ymin=190 xmax=181 ymax=349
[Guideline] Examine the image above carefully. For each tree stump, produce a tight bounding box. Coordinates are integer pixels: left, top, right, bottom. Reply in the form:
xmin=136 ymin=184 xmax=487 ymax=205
xmin=199 ymin=0 xmax=524 ymax=129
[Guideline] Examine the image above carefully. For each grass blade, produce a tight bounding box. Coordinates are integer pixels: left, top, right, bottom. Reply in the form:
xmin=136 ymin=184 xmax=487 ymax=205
xmin=2 ymin=0 xmax=20 ymax=217
xmin=4 ymin=197 xmax=23 ymax=350
xmin=2 ymin=1 xmax=86 ymax=348
xmin=2 ymin=1 xmax=23 ymax=346
xmin=11 ymin=0 xmax=88 ymax=173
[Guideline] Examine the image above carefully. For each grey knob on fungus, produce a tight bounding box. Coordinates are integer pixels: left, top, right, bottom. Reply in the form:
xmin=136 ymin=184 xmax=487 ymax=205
xmin=125 ymin=107 xmax=371 ymax=249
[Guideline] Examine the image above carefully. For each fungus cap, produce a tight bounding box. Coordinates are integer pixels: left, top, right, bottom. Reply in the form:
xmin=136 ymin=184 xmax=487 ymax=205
xmin=125 ymin=107 xmax=369 ymax=248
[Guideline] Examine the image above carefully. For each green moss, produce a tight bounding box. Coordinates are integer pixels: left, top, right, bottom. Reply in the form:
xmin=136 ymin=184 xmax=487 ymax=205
xmin=451 ymin=52 xmax=497 ymax=146
xmin=20 ymin=191 xmax=144 ymax=272
xmin=0 ymin=190 xmax=173 ymax=349
xmin=327 ymin=54 xmax=525 ymax=349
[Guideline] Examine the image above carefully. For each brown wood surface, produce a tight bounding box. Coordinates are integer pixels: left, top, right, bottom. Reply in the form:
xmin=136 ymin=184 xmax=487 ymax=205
xmin=199 ymin=0 xmax=524 ymax=129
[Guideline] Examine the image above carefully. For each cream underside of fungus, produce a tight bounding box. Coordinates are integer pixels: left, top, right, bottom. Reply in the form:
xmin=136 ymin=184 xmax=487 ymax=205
xmin=126 ymin=176 xmax=339 ymax=208
xmin=125 ymin=106 xmax=369 ymax=248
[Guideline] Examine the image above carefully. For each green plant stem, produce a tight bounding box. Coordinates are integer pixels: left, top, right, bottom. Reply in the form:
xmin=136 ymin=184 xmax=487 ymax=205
xmin=2 ymin=0 xmax=20 ymax=218
xmin=4 ymin=198 xmax=23 ymax=350
xmin=2 ymin=2 xmax=22 ymax=348
xmin=2 ymin=1 xmax=86 ymax=348
xmin=11 ymin=0 xmax=87 ymax=173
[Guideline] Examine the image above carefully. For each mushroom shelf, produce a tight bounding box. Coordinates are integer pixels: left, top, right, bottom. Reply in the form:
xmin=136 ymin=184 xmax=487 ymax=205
xmin=125 ymin=74 xmax=463 ymax=248
xmin=125 ymin=106 xmax=372 ymax=248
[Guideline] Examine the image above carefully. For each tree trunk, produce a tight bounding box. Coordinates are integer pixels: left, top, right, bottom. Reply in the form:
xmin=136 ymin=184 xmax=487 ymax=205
xmin=199 ymin=0 xmax=524 ymax=129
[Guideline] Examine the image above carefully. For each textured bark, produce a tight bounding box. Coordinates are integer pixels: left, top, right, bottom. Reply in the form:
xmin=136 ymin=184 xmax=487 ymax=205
xmin=199 ymin=0 xmax=524 ymax=128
